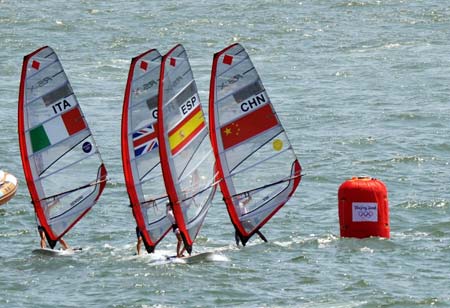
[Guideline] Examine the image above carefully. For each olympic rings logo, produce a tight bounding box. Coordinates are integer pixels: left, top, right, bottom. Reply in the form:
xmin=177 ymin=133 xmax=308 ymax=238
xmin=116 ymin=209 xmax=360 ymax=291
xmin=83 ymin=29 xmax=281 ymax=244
xmin=357 ymin=210 xmax=374 ymax=218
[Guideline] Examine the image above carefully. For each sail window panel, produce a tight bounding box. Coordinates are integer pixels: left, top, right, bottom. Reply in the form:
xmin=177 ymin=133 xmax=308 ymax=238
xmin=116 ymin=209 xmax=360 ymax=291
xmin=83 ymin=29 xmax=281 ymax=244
xmin=146 ymin=216 xmax=171 ymax=244
xmin=46 ymin=184 xmax=95 ymax=220
xmin=35 ymin=142 xmax=100 ymax=199
xmin=183 ymin=191 xmax=211 ymax=241
xmin=175 ymin=136 xmax=215 ymax=228
xmin=30 ymin=130 xmax=91 ymax=177
xmin=232 ymin=148 xmax=294 ymax=210
xmin=141 ymin=199 xmax=172 ymax=243
xmin=178 ymin=150 xmax=215 ymax=198
xmin=238 ymin=178 xmax=294 ymax=234
xmin=138 ymin=167 xmax=166 ymax=205
xmin=25 ymin=60 xmax=65 ymax=103
xmin=47 ymin=183 xmax=101 ymax=237
xmin=135 ymin=152 xmax=161 ymax=182
xmin=223 ymin=125 xmax=283 ymax=171
xmin=177 ymin=134 xmax=213 ymax=184
xmin=181 ymin=199 xmax=198 ymax=228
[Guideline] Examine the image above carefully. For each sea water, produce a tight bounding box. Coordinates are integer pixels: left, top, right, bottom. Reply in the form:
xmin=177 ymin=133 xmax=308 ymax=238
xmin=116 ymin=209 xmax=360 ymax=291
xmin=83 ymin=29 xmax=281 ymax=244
xmin=1 ymin=1 xmax=450 ymax=307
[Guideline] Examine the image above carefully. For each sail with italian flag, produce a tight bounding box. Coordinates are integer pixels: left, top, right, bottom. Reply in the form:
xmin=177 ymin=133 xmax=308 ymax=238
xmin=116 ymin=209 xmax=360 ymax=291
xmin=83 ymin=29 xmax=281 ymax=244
xmin=209 ymin=43 xmax=302 ymax=246
xmin=158 ymin=44 xmax=217 ymax=254
xmin=18 ymin=46 xmax=107 ymax=248
xmin=121 ymin=48 xmax=172 ymax=253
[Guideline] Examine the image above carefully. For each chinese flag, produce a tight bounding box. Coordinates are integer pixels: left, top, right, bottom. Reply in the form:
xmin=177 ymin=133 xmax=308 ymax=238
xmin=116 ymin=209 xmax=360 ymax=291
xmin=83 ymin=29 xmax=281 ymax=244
xmin=220 ymin=104 xmax=278 ymax=150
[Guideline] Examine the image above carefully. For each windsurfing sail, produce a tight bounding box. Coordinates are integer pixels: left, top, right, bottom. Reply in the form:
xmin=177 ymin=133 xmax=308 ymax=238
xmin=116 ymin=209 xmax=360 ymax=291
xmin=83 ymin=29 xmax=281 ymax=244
xmin=158 ymin=44 xmax=217 ymax=254
xmin=209 ymin=43 xmax=302 ymax=246
xmin=18 ymin=46 xmax=107 ymax=248
xmin=121 ymin=48 xmax=172 ymax=253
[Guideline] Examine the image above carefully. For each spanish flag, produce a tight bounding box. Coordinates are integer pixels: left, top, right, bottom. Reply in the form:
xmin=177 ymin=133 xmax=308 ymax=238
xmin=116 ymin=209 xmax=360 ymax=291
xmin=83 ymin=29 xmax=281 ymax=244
xmin=169 ymin=105 xmax=206 ymax=155
xmin=220 ymin=104 xmax=279 ymax=150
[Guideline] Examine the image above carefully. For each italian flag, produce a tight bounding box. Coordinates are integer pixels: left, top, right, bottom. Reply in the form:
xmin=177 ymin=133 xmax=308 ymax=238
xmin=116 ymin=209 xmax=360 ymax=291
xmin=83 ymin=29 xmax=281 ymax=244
xmin=30 ymin=108 xmax=87 ymax=153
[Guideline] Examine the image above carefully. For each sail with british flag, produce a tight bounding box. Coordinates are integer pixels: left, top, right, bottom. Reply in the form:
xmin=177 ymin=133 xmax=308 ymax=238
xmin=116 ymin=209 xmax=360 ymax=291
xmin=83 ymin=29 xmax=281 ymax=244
xmin=133 ymin=124 xmax=158 ymax=157
xmin=121 ymin=49 xmax=172 ymax=253
xmin=209 ymin=43 xmax=302 ymax=246
xmin=158 ymin=44 xmax=216 ymax=254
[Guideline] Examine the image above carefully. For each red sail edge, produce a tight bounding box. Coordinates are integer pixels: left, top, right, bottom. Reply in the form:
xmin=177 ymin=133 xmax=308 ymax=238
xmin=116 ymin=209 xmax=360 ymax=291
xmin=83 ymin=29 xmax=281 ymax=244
xmin=209 ymin=44 xmax=244 ymax=241
xmin=158 ymin=44 xmax=193 ymax=254
xmin=121 ymin=49 xmax=158 ymax=253
xmin=18 ymin=46 xmax=58 ymax=246
xmin=158 ymin=44 xmax=193 ymax=253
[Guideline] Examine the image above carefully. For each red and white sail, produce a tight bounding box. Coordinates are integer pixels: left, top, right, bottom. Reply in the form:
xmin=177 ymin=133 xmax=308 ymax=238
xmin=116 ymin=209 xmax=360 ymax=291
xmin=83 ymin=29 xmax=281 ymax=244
xmin=158 ymin=44 xmax=216 ymax=254
xmin=121 ymin=49 xmax=172 ymax=252
xmin=209 ymin=43 xmax=302 ymax=245
xmin=18 ymin=46 xmax=107 ymax=248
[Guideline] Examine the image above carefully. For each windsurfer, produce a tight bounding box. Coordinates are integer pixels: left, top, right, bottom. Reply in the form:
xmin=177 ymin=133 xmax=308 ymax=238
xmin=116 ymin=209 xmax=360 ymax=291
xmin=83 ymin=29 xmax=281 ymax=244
xmin=235 ymin=195 xmax=268 ymax=246
xmin=166 ymin=202 xmax=185 ymax=257
xmin=135 ymin=226 xmax=143 ymax=255
xmin=38 ymin=226 xmax=70 ymax=250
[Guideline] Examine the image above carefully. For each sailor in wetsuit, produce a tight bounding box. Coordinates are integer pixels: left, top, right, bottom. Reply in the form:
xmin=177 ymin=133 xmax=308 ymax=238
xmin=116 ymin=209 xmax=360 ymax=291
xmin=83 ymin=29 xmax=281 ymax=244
xmin=166 ymin=202 xmax=185 ymax=257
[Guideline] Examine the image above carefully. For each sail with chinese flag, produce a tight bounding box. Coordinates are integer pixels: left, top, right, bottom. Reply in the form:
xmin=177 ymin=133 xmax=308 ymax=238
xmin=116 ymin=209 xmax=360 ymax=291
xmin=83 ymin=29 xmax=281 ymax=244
xmin=209 ymin=43 xmax=302 ymax=246
xmin=121 ymin=49 xmax=172 ymax=253
xmin=18 ymin=46 xmax=107 ymax=248
xmin=158 ymin=44 xmax=216 ymax=254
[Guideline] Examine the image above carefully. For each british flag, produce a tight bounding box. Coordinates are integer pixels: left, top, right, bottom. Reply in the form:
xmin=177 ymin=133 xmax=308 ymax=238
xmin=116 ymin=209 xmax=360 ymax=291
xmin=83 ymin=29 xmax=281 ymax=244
xmin=133 ymin=124 xmax=158 ymax=157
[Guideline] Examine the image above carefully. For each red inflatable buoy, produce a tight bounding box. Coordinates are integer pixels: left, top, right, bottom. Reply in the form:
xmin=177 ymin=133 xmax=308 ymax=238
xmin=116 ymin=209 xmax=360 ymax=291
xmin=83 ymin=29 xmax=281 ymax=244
xmin=338 ymin=177 xmax=390 ymax=238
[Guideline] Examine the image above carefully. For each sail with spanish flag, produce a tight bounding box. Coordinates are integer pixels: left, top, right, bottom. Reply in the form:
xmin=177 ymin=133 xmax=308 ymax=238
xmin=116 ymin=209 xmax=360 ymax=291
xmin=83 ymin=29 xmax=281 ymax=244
xmin=209 ymin=43 xmax=302 ymax=246
xmin=158 ymin=44 xmax=216 ymax=254
xmin=18 ymin=46 xmax=107 ymax=248
xmin=121 ymin=49 xmax=172 ymax=253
